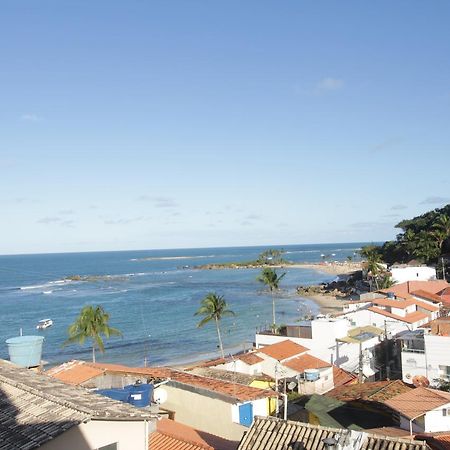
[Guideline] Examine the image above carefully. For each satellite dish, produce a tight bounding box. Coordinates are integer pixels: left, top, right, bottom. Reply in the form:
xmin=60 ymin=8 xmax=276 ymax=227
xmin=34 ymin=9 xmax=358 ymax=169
xmin=288 ymin=381 xmax=297 ymax=391
xmin=412 ymin=375 xmax=430 ymax=388
xmin=153 ymin=388 xmax=168 ymax=404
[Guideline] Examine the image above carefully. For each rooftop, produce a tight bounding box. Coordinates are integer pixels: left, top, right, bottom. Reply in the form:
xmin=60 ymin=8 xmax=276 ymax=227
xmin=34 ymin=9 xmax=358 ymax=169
xmin=258 ymin=340 xmax=309 ymax=361
xmin=150 ymin=418 xmax=237 ymax=450
xmin=237 ymin=416 xmax=430 ymax=450
xmin=421 ymin=317 xmax=450 ymax=336
xmin=283 ymin=354 xmax=330 ymax=373
xmin=368 ymin=306 xmax=429 ymax=324
xmin=325 ymin=380 xmax=412 ymax=403
xmin=0 ymin=359 xmax=157 ymax=450
xmin=412 ymin=290 xmax=444 ymax=303
xmin=337 ymin=325 xmax=383 ymax=344
xmin=385 ymin=387 xmax=450 ymax=420
xmin=380 ymin=281 xmax=449 ymax=297
xmin=48 ymin=360 xmax=276 ymax=403
xmin=188 ymin=367 xmax=272 ymax=385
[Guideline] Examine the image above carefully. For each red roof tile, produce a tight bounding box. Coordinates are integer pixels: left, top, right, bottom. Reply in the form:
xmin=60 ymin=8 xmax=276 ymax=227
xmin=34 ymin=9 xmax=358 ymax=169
xmin=380 ymin=281 xmax=450 ymax=297
xmin=332 ymin=366 xmax=357 ymax=387
xmin=412 ymin=290 xmax=443 ymax=303
xmin=368 ymin=306 xmax=429 ymax=324
xmin=283 ymin=354 xmax=330 ymax=373
xmin=46 ymin=360 xmax=105 ymax=385
xmin=258 ymin=340 xmax=309 ymax=361
xmin=421 ymin=317 xmax=450 ymax=336
xmin=237 ymin=353 xmax=263 ymax=366
xmin=385 ymin=387 xmax=450 ymax=419
xmin=413 ymin=299 xmax=440 ymax=312
xmin=372 ymin=298 xmax=417 ymax=309
xmin=150 ymin=419 xmax=237 ymax=450
xmin=326 ymin=380 xmax=412 ymax=403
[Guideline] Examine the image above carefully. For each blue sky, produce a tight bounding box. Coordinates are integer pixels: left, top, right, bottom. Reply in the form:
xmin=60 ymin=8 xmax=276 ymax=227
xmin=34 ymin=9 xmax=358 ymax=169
xmin=1 ymin=1 xmax=450 ymax=254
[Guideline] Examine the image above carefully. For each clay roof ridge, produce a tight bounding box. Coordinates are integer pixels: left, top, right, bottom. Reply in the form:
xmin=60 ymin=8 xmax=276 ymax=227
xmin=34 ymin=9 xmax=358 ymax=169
xmin=155 ymin=429 xmax=213 ymax=450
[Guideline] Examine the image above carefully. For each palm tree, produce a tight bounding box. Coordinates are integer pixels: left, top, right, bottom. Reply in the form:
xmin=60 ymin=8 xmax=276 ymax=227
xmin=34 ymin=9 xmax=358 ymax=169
xmin=195 ymin=292 xmax=235 ymax=358
xmin=432 ymin=214 xmax=450 ymax=252
xmin=257 ymin=267 xmax=286 ymax=330
xmin=64 ymin=305 xmax=122 ymax=362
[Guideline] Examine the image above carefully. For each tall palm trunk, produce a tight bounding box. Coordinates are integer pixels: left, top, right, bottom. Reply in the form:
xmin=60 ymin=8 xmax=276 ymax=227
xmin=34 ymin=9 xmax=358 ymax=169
xmin=271 ymin=290 xmax=276 ymax=330
xmin=215 ymin=317 xmax=225 ymax=358
xmin=92 ymin=345 xmax=96 ymax=363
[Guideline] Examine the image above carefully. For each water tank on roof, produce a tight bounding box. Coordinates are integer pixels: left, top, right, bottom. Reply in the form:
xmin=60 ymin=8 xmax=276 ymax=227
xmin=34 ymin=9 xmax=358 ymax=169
xmin=304 ymin=368 xmax=320 ymax=381
xmin=5 ymin=335 xmax=44 ymax=368
xmin=387 ymin=292 xmax=395 ymax=299
xmin=97 ymin=388 xmax=131 ymax=403
xmin=125 ymin=381 xmax=153 ymax=408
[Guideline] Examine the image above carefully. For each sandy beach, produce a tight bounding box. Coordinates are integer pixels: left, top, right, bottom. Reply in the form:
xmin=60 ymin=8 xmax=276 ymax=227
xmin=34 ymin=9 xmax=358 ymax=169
xmin=290 ymin=261 xmax=363 ymax=276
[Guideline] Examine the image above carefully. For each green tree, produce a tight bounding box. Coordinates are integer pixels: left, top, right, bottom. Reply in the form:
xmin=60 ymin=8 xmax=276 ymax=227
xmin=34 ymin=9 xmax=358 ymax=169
xmin=195 ymin=292 xmax=235 ymax=358
xmin=64 ymin=305 xmax=122 ymax=363
xmin=432 ymin=214 xmax=450 ymax=252
xmin=412 ymin=231 xmax=440 ymax=263
xmin=257 ymin=267 xmax=286 ymax=329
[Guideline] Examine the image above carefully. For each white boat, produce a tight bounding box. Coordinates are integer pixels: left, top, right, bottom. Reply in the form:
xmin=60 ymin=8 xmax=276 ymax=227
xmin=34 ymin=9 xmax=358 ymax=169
xmin=36 ymin=319 xmax=53 ymax=330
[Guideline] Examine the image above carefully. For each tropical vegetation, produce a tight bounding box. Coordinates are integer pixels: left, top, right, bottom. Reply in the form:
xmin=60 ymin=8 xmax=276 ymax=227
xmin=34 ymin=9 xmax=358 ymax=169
xmin=64 ymin=305 xmax=122 ymax=362
xmin=194 ymin=292 xmax=235 ymax=358
xmin=359 ymin=205 xmax=450 ymax=281
xmin=257 ymin=267 xmax=286 ymax=329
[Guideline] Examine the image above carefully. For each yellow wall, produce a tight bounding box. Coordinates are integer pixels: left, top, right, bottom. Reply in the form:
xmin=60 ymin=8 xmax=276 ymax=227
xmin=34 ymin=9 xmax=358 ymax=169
xmin=249 ymin=380 xmax=276 ymax=415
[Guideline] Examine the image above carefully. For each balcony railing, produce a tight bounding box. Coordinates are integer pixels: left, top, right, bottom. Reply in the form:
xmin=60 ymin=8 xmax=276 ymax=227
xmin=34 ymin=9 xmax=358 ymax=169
xmin=401 ymin=347 xmax=425 ymax=354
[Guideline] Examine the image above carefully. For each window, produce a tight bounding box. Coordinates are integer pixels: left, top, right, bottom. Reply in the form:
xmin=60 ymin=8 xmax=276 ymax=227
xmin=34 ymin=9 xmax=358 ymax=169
xmin=98 ymin=444 xmax=118 ymax=450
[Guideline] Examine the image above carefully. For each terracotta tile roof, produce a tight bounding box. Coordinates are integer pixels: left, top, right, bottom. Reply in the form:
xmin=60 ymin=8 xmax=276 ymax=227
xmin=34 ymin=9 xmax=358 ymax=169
xmin=421 ymin=317 xmax=450 ymax=336
xmin=258 ymin=340 xmax=309 ymax=361
xmin=372 ymin=298 xmax=417 ymax=309
xmin=368 ymin=306 xmax=429 ymax=324
xmin=332 ymin=366 xmax=357 ymax=387
xmin=416 ymin=433 xmax=450 ymax=450
xmin=238 ymin=353 xmax=263 ymax=365
xmin=385 ymin=387 xmax=450 ymax=420
xmin=150 ymin=419 xmax=237 ymax=450
xmin=164 ymin=369 xmax=276 ymax=402
xmin=414 ymin=299 xmax=440 ymax=312
xmin=283 ymin=354 xmax=330 ymax=373
xmin=365 ymin=427 xmax=412 ymax=438
xmin=237 ymin=416 xmax=430 ymax=450
xmin=50 ymin=360 xmax=276 ymax=403
xmin=189 ymin=367 xmax=273 ymax=386
xmin=412 ymin=290 xmax=443 ymax=303
xmin=46 ymin=360 xmax=104 ymax=385
xmin=326 ymin=380 xmax=412 ymax=403
xmin=380 ymin=281 xmax=450 ymax=297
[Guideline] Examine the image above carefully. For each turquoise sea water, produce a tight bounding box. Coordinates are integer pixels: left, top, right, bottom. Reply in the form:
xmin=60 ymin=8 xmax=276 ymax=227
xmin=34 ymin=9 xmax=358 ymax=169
xmin=0 ymin=243 xmax=365 ymax=367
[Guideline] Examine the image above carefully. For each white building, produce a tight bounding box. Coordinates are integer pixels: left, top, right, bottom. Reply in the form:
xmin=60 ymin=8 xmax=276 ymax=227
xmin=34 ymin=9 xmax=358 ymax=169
xmin=400 ymin=317 xmax=450 ymax=387
xmin=390 ymin=265 xmax=437 ymax=284
xmin=385 ymin=387 xmax=450 ymax=433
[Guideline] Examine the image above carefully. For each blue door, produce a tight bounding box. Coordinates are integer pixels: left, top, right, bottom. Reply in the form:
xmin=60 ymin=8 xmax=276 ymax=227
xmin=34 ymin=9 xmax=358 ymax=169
xmin=239 ymin=402 xmax=253 ymax=427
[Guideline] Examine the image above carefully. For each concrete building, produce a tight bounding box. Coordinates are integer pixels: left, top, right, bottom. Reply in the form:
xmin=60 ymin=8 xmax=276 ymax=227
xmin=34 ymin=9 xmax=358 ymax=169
xmin=0 ymin=359 xmax=158 ymax=450
xmin=390 ymin=265 xmax=437 ymax=284
xmin=385 ymin=387 xmax=450 ymax=433
xmin=399 ymin=317 xmax=450 ymax=387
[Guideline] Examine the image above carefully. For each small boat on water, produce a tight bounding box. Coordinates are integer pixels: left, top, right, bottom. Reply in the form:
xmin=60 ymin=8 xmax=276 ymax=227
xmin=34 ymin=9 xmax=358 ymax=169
xmin=36 ymin=319 xmax=53 ymax=330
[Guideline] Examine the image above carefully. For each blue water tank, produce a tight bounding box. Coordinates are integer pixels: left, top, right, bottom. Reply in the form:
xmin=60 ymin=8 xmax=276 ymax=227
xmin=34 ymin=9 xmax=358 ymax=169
xmin=5 ymin=336 xmax=44 ymax=368
xmin=125 ymin=383 xmax=153 ymax=408
xmin=97 ymin=388 xmax=131 ymax=403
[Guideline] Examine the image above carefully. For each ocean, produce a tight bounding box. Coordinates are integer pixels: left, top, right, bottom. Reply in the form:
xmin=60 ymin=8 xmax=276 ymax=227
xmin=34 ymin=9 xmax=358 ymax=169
xmin=0 ymin=243 xmax=365 ymax=367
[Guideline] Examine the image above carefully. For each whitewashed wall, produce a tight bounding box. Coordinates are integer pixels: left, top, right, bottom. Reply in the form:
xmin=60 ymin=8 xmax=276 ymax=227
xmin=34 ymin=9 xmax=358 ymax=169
xmin=391 ymin=266 xmax=437 ymax=284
